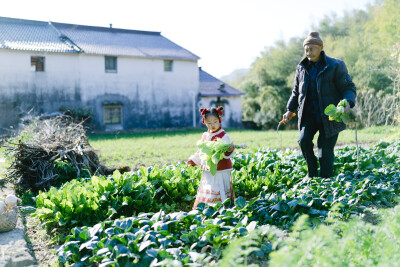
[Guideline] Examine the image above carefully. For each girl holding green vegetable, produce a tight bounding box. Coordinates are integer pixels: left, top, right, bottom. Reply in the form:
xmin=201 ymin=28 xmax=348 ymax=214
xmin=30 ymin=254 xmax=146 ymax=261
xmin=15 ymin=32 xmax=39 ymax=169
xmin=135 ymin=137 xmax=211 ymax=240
xmin=187 ymin=106 xmax=243 ymax=209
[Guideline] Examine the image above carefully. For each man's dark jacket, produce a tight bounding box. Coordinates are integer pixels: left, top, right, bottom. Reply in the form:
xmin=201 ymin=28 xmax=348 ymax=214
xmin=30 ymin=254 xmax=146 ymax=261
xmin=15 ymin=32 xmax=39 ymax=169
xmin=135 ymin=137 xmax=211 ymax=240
xmin=286 ymin=51 xmax=356 ymax=138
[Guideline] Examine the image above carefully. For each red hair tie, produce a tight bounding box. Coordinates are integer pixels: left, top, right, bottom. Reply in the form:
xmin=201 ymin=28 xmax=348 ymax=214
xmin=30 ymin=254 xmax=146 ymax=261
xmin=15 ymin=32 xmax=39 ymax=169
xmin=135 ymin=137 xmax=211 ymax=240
xmin=216 ymin=108 xmax=223 ymax=116
xmin=201 ymin=108 xmax=207 ymax=115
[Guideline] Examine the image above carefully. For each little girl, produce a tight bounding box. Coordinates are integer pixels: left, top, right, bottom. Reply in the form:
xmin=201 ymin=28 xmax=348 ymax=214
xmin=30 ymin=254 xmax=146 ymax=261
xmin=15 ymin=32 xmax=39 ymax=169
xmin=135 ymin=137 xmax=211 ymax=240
xmin=187 ymin=106 xmax=236 ymax=209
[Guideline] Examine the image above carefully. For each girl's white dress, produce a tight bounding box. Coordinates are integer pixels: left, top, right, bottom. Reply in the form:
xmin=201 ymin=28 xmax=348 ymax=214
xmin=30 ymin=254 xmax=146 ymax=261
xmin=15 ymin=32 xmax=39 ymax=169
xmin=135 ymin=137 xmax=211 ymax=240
xmin=188 ymin=128 xmax=235 ymax=209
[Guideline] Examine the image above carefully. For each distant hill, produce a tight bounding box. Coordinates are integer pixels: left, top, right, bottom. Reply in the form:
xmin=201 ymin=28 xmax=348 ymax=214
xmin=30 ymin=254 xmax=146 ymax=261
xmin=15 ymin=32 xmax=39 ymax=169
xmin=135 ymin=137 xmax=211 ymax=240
xmin=219 ymin=68 xmax=249 ymax=89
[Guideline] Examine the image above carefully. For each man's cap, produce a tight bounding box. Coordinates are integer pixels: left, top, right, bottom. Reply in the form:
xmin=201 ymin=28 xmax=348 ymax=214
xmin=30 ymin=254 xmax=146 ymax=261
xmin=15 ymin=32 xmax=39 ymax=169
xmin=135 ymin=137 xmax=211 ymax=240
xmin=303 ymin=32 xmax=323 ymax=47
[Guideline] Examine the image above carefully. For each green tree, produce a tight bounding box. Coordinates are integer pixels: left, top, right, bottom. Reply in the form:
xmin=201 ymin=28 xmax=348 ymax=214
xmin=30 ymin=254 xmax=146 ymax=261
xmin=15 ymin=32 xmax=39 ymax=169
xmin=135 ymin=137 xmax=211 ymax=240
xmin=239 ymin=0 xmax=400 ymax=128
xmin=240 ymin=38 xmax=303 ymax=129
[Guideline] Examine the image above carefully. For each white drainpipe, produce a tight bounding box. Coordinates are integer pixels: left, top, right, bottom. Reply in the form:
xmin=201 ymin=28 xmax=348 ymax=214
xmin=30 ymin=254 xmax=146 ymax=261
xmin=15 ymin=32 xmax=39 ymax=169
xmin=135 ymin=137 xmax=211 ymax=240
xmin=190 ymin=91 xmax=197 ymax=127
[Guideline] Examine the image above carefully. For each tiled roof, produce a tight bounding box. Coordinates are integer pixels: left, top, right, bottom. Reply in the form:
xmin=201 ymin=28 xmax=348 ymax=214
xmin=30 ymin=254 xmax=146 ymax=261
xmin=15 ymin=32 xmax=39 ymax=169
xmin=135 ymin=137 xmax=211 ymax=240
xmin=52 ymin=22 xmax=199 ymax=60
xmin=0 ymin=17 xmax=79 ymax=53
xmin=199 ymin=68 xmax=244 ymax=97
xmin=0 ymin=17 xmax=200 ymax=60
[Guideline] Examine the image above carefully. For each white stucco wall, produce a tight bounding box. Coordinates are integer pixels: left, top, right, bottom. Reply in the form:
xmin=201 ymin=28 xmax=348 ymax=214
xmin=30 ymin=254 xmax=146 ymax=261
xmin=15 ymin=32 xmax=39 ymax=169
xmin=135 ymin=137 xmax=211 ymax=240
xmin=0 ymin=49 xmax=199 ymax=130
xmin=0 ymin=49 xmax=80 ymax=99
xmin=78 ymin=55 xmax=199 ymax=128
xmin=198 ymin=96 xmax=243 ymax=128
xmin=0 ymin=49 xmax=81 ymax=128
xmin=79 ymin=55 xmax=198 ymax=103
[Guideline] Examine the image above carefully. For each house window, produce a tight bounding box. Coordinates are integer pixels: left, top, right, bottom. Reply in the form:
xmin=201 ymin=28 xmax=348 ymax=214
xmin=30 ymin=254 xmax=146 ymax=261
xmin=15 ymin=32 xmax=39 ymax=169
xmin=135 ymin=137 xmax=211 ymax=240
xmin=103 ymin=104 xmax=122 ymax=124
xmin=215 ymin=97 xmax=226 ymax=109
xmin=31 ymin=56 xmax=45 ymax=72
xmin=164 ymin=60 xmax=173 ymax=72
xmin=105 ymin=56 xmax=117 ymax=72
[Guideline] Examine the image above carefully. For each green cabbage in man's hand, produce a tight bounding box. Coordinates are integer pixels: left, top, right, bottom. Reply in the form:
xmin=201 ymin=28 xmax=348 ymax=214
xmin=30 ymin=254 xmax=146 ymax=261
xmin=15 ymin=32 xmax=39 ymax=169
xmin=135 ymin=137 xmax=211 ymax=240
xmin=324 ymin=99 xmax=350 ymax=124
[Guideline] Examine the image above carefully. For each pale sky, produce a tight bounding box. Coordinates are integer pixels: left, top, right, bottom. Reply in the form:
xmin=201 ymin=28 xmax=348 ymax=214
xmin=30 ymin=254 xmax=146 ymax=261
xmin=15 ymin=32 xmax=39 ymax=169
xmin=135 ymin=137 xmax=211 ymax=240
xmin=2 ymin=0 xmax=373 ymax=78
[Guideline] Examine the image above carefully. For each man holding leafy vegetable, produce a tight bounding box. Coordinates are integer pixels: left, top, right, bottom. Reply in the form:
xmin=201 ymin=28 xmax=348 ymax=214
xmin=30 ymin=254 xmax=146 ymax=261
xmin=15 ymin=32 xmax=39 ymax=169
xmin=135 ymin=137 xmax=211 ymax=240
xmin=282 ymin=32 xmax=356 ymax=178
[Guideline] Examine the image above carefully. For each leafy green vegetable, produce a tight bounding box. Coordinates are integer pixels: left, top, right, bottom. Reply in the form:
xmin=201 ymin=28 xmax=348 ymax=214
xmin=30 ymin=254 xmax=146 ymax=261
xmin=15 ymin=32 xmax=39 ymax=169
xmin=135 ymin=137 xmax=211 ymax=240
xmin=197 ymin=138 xmax=232 ymax=175
xmin=34 ymin=139 xmax=400 ymax=235
xmin=33 ymin=165 xmax=202 ymax=231
xmin=324 ymin=99 xmax=350 ymax=124
xmin=56 ymin=155 xmax=400 ymax=266
xmin=30 ymin=138 xmax=400 ymax=266
xmin=269 ymin=206 xmax=400 ymax=266
xmin=57 ymin=199 xmax=266 ymax=266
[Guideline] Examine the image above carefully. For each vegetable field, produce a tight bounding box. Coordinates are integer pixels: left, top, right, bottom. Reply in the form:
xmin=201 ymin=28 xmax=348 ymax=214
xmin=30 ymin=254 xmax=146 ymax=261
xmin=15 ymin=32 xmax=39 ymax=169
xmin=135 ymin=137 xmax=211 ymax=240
xmin=88 ymin=126 xmax=400 ymax=168
xmin=29 ymin=135 xmax=400 ymax=266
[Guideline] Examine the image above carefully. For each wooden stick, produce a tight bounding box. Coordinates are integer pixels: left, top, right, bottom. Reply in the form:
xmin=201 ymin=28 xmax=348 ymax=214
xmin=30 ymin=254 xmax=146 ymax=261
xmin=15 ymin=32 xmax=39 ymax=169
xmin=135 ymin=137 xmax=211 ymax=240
xmin=355 ymin=121 xmax=360 ymax=171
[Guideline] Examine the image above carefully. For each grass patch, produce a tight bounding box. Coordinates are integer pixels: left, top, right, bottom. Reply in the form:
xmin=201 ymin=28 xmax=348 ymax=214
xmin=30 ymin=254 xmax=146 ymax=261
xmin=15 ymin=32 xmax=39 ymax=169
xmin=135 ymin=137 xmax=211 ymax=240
xmin=89 ymin=125 xmax=400 ymax=169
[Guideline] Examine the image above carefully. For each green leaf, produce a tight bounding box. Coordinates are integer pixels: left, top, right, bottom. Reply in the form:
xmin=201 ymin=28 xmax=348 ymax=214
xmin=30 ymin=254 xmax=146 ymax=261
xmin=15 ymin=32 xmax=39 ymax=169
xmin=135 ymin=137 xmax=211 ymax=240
xmin=196 ymin=203 xmax=206 ymax=212
xmin=338 ymin=99 xmax=347 ymax=107
xmin=324 ymin=104 xmax=336 ymax=116
xmin=97 ymin=248 xmax=109 ymax=256
xmin=138 ymin=240 xmax=152 ymax=252
xmin=210 ymin=164 xmax=218 ymax=176
xmin=140 ymin=166 xmax=148 ymax=177
xmin=78 ymin=230 xmax=90 ymax=242
xmin=235 ymin=197 xmax=246 ymax=209
xmin=203 ymin=208 xmax=214 ymax=217
xmin=341 ymin=113 xmax=350 ymax=124
xmin=146 ymin=249 xmax=158 ymax=258
xmin=158 ymin=249 xmax=172 ymax=259
xmin=238 ymin=227 xmax=248 ymax=236
xmin=246 ymin=221 xmax=258 ymax=232
xmin=212 ymin=154 xmax=220 ymax=164
xmin=189 ymin=231 xmax=199 ymax=243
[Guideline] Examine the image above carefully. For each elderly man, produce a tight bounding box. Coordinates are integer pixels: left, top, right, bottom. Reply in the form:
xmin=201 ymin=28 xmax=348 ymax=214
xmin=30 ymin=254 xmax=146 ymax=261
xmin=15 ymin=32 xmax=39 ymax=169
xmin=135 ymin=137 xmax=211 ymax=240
xmin=283 ymin=32 xmax=356 ymax=178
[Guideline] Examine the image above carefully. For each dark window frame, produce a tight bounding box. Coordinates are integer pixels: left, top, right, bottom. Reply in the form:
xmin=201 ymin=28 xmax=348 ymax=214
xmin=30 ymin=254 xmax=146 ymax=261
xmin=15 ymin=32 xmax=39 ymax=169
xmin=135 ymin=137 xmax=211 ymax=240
xmin=105 ymin=56 xmax=118 ymax=73
xmin=103 ymin=104 xmax=123 ymax=125
xmin=164 ymin=60 xmax=173 ymax=72
xmin=31 ymin=56 xmax=45 ymax=72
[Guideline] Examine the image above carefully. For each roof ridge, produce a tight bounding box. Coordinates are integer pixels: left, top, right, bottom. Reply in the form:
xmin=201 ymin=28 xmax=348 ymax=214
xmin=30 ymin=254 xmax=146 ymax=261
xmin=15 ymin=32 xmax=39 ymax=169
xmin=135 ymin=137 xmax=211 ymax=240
xmin=0 ymin=16 xmax=161 ymax=36
xmin=51 ymin=21 xmax=161 ymax=36
xmin=0 ymin=16 xmax=48 ymax=25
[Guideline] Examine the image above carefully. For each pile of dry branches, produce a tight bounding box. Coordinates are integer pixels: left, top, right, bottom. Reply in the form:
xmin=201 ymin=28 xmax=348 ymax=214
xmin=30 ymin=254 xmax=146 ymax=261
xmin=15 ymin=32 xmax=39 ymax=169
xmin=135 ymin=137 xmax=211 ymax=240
xmin=4 ymin=116 xmax=127 ymax=192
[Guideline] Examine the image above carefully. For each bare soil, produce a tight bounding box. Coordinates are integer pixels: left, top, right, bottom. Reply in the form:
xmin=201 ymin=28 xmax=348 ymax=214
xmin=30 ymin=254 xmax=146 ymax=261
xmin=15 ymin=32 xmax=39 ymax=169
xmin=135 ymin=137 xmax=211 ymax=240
xmin=23 ymin=213 xmax=59 ymax=267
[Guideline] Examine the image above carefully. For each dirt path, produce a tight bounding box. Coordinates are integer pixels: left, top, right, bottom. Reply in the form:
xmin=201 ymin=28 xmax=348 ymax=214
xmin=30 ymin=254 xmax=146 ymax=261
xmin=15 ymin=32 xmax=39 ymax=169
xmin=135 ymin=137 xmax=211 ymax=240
xmin=1 ymin=156 xmax=60 ymax=266
xmin=0 ymin=184 xmax=37 ymax=266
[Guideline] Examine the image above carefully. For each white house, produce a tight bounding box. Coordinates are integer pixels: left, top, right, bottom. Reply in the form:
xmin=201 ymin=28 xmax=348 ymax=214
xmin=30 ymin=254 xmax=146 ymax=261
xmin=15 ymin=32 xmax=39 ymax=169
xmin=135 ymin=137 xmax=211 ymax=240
xmin=0 ymin=17 xmax=243 ymax=132
xmin=198 ymin=68 xmax=244 ymax=127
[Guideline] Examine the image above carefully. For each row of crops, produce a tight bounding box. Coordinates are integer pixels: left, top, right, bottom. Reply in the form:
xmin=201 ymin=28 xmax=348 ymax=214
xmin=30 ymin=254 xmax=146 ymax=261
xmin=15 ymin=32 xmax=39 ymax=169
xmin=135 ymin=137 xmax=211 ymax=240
xmin=31 ymin=140 xmax=400 ymax=266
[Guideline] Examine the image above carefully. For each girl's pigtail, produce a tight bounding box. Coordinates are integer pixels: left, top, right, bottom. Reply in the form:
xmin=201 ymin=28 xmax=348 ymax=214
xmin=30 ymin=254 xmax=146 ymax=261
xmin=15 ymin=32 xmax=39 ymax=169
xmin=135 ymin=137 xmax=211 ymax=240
xmin=216 ymin=106 xmax=224 ymax=122
xmin=200 ymin=108 xmax=207 ymax=124
xmin=216 ymin=106 xmax=224 ymax=116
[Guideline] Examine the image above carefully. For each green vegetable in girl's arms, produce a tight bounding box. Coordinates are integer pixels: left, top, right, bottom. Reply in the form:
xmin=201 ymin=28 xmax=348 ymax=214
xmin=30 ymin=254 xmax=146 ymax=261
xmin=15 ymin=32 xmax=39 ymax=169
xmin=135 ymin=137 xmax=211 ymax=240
xmin=324 ymin=99 xmax=350 ymax=124
xmin=197 ymin=139 xmax=246 ymax=175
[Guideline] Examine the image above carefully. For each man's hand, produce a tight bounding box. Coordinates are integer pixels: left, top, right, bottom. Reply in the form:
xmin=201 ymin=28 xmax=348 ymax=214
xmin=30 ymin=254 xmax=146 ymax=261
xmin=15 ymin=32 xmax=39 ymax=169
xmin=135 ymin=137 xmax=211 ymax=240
xmin=187 ymin=160 xmax=196 ymax=167
xmin=283 ymin=111 xmax=295 ymax=123
xmin=344 ymin=101 xmax=351 ymax=113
